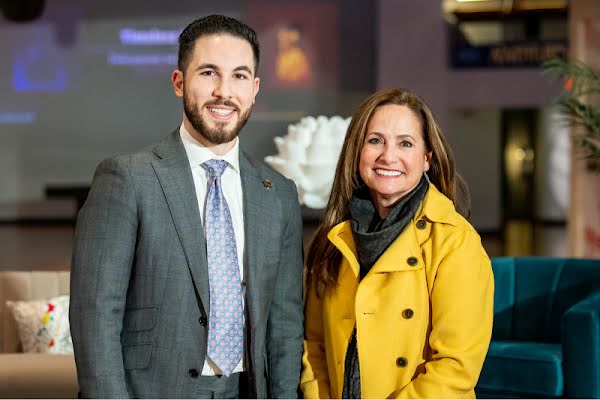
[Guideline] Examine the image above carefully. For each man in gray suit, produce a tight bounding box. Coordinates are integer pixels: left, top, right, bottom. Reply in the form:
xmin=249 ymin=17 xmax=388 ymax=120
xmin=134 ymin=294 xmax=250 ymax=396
xmin=69 ymin=15 xmax=304 ymax=398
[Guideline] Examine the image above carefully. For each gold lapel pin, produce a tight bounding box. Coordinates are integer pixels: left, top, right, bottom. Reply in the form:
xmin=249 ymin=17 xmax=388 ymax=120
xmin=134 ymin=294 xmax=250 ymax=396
xmin=263 ymin=179 xmax=272 ymax=189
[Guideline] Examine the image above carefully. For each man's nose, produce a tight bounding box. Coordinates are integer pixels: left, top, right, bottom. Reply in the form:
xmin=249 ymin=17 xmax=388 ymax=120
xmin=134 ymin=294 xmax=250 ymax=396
xmin=212 ymin=77 xmax=232 ymax=99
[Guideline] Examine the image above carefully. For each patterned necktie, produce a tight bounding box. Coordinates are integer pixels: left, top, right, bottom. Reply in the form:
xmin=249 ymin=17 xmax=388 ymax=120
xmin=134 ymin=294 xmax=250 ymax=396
xmin=201 ymin=159 xmax=243 ymax=377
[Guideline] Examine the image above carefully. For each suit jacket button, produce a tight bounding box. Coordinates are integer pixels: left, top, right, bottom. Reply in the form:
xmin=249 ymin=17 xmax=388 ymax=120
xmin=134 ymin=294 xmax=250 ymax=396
xmin=407 ymin=257 xmax=418 ymax=266
xmin=188 ymin=369 xmax=199 ymax=378
xmin=402 ymin=308 xmax=414 ymax=319
xmin=199 ymin=316 xmax=207 ymax=326
xmin=396 ymin=357 xmax=408 ymax=367
xmin=416 ymin=219 xmax=427 ymax=230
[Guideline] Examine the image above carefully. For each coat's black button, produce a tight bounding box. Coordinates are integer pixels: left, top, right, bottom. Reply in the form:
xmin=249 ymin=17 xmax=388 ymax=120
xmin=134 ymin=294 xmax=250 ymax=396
xmin=396 ymin=357 xmax=408 ymax=367
xmin=407 ymin=257 xmax=418 ymax=266
xmin=402 ymin=308 xmax=414 ymax=319
xmin=416 ymin=219 xmax=427 ymax=230
xmin=188 ymin=369 xmax=199 ymax=378
xmin=199 ymin=316 xmax=207 ymax=326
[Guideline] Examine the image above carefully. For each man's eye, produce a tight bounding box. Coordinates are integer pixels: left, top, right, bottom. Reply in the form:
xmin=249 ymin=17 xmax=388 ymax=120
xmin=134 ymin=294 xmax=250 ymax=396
xmin=200 ymin=70 xmax=216 ymax=76
xmin=235 ymin=73 xmax=248 ymax=80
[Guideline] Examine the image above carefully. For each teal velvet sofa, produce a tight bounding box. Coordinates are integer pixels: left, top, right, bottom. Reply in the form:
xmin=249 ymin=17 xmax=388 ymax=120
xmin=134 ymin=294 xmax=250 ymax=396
xmin=476 ymin=257 xmax=600 ymax=398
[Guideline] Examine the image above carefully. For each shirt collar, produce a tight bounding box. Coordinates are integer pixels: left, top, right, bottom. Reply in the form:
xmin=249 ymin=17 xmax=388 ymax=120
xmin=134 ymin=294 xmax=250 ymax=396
xmin=179 ymin=123 xmax=240 ymax=173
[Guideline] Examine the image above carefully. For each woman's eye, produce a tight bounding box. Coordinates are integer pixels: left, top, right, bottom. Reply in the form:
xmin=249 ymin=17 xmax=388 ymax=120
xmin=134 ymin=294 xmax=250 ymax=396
xmin=367 ymin=137 xmax=381 ymax=144
xmin=401 ymin=141 xmax=413 ymax=148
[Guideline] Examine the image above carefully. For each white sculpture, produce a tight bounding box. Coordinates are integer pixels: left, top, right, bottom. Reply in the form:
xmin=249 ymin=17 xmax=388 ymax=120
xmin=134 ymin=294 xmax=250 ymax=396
xmin=265 ymin=115 xmax=351 ymax=209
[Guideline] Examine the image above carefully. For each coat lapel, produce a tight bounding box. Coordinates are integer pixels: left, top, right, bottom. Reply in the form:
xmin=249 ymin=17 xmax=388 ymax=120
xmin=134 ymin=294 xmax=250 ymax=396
xmin=329 ymin=217 xmax=425 ymax=275
xmin=239 ymin=150 xmax=270 ymax=333
xmin=151 ymin=130 xmax=210 ymax=311
xmin=328 ymin=221 xmax=360 ymax=278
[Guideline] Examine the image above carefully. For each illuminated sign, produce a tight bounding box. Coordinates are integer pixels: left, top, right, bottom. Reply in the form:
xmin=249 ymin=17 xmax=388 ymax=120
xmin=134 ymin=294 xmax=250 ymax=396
xmin=119 ymin=28 xmax=180 ymax=45
xmin=0 ymin=112 xmax=36 ymax=124
xmin=108 ymin=52 xmax=177 ymax=66
xmin=13 ymin=45 xmax=67 ymax=92
xmin=451 ymin=40 xmax=567 ymax=68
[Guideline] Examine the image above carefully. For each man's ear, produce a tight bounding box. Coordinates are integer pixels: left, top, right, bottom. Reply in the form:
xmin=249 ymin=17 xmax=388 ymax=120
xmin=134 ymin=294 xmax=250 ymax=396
xmin=172 ymin=69 xmax=184 ymax=98
xmin=252 ymin=77 xmax=260 ymax=104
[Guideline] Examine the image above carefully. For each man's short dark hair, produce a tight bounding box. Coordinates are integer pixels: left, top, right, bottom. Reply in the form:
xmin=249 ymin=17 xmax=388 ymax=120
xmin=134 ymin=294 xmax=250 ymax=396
xmin=178 ymin=14 xmax=260 ymax=74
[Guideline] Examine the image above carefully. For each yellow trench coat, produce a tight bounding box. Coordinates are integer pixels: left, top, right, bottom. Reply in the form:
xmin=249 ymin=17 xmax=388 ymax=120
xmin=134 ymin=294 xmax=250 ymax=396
xmin=301 ymin=184 xmax=494 ymax=399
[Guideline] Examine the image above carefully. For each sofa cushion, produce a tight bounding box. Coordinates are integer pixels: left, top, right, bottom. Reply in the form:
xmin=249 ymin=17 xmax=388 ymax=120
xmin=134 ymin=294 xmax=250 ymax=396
xmin=477 ymin=341 xmax=563 ymax=398
xmin=5 ymin=295 xmax=73 ymax=354
xmin=0 ymin=271 xmax=70 ymax=352
xmin=492 ymin=257 xmax=600 ymax=343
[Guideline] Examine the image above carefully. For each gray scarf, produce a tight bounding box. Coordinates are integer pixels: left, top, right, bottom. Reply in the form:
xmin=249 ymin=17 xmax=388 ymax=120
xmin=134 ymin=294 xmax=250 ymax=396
xmin=348 ymin=175 xmax=429 ymax=278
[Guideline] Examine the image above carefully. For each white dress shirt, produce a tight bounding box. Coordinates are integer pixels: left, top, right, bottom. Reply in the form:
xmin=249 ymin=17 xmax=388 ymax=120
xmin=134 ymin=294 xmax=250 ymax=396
xmin=179 ymin=123 xmax=245 ymax=375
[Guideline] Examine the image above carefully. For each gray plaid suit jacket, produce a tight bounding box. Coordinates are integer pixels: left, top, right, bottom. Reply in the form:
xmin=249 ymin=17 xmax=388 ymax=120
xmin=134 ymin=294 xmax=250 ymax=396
xmin=69 ymin=130 xmax=304 ymax=398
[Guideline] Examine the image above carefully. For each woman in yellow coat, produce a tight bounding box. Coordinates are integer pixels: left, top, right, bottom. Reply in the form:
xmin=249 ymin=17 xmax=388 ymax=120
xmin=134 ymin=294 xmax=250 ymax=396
xmin=301 ymin=88 xmax=494 ymax=399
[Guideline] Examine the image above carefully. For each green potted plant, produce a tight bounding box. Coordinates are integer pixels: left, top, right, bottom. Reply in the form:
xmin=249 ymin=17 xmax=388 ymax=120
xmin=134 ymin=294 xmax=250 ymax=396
xmin=544 ymin=59 xmax=600 ymax=173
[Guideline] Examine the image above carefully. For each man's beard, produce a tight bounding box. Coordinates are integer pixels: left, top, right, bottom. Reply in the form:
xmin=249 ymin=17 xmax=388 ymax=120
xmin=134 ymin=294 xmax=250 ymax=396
xmin=183 ymin=93 xmax=252 ymax=145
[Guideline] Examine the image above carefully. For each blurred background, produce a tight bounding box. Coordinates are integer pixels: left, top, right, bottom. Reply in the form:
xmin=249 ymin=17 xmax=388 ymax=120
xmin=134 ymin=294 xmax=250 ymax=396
xmin=0 ymin=0 xmax=598 ymax=271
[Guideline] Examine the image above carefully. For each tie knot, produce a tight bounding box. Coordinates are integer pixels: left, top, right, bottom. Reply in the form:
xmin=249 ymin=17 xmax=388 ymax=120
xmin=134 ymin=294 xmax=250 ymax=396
xmin=202 ymin=159 xmax=229 ymax=178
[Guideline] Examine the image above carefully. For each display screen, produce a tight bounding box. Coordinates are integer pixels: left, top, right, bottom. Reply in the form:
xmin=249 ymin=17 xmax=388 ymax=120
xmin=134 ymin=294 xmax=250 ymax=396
xmin=0 ymin=1 xmax=375 ymax=201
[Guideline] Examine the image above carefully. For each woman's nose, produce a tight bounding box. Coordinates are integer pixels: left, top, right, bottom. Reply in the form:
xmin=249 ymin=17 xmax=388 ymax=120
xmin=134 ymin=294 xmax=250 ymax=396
xmin=378 ymin=145 xmax=397 ymax=163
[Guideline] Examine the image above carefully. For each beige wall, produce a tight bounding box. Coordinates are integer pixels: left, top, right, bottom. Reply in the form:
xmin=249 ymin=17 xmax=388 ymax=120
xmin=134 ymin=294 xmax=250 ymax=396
xmin=568 ymin=0 xmax=600 ymax=258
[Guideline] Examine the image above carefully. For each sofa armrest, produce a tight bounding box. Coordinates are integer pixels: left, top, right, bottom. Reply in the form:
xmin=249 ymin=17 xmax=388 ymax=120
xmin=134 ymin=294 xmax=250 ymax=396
xmin=0 ymin=353 xmax=78 ymax=399
xmin=562 ymin=290 xmax=600 ymax=398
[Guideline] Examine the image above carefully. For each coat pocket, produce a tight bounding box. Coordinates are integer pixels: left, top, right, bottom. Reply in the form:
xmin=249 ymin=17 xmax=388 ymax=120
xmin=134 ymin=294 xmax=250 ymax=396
xmin=123 ymin=342 xmax=153 ymax=370
xmin=123 ymin=306 xmax=157 ymax=332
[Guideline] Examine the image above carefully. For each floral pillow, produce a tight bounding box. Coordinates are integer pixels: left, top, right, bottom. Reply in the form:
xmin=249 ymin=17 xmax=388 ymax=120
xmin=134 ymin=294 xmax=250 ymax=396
xmin=5 ymin=295 xmax=73 ymax=354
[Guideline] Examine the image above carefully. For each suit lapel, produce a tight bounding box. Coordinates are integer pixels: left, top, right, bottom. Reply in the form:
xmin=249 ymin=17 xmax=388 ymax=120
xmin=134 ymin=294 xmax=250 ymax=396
xmin=239 ymin=150 xmax=269 ymax=333
xmin=151 ymin=130 xmax=210 ymax=311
